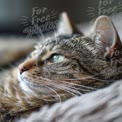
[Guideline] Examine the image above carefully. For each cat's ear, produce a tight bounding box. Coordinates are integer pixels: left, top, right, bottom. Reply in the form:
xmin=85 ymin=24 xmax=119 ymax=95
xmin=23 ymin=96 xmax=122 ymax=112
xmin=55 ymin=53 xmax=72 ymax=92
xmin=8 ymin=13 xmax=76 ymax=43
xmin=56 ymin=12 xmax=82 ymax=36
xmin=91 ymin=16 xmax=121 ymax=58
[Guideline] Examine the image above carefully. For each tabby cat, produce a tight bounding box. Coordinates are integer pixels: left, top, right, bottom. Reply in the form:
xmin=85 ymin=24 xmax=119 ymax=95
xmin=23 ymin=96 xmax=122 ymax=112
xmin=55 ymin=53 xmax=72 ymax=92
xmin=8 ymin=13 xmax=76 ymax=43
xmin=0 ymin=12 xmax=122 ymax=121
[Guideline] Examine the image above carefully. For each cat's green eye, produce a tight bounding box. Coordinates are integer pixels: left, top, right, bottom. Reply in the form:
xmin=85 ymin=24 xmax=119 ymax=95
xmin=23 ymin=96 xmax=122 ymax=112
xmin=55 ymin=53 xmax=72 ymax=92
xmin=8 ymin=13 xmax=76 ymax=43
xmin=49 ymin=55 xmax=65 ymax=63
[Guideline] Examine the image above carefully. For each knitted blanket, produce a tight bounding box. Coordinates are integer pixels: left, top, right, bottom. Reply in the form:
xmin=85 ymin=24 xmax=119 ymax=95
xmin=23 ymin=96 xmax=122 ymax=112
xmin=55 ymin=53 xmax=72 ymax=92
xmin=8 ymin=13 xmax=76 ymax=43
xmin=19 ymin=80 xmax=122 ymax=122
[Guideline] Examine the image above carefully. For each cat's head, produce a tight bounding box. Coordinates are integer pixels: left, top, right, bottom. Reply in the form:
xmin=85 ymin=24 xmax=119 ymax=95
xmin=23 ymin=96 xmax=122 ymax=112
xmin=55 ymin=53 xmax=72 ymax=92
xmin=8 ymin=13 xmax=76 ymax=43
xmin=18 ymin=12 xmax=122 ymax=96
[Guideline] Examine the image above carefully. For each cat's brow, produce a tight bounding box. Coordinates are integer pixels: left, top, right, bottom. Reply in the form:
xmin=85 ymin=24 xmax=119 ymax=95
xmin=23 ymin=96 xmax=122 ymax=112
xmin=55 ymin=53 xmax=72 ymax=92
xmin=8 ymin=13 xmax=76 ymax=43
xmin=37 ymin=43 xmax=56 ymax=61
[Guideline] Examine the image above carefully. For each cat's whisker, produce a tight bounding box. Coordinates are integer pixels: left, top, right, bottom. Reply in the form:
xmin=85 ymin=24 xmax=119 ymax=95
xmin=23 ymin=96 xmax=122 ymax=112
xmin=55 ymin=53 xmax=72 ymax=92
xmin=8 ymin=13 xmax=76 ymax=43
xmin=51 ymin=84 xmax=78 ymax=96
xmin=38 ymin=77 xmax=82 ymax=95
xmin=59 ymin=85 xmax=83 ymax=95
xmin=59 ymin=87 xmax=80 ymax=96
xmin=34 ymin=78 xmax=78 ymax=96
xmin=68 ymin=76 xmax=112 ymax=83
xmin=59 ymin=83 xmax=92 ymax=93
xmin=66 ymin=73 xmax=112 ymax=82
xmin=42 ymin=73 xmax=97 ymax=82
xmin=38 ymin=76 xmax=96 ymax=93
xmin=65 ymin=74 xmax=98 ymax=81
xmin=47 ymin=80 xmax=84 ymax=94
xmin=88 ymin=77 xmax=113 ymax=83
xmin=45 ymin=82 xmax=79 ymax=96
xmin=60 ymin=80 xmax=96 ymax=90
xmin=43 ymin=85 xmax=62 ymax=102
xmin=92 ymin=74 xmax=111 ymax=82
xmin=28 ymin=81 xmax=62 ymax=102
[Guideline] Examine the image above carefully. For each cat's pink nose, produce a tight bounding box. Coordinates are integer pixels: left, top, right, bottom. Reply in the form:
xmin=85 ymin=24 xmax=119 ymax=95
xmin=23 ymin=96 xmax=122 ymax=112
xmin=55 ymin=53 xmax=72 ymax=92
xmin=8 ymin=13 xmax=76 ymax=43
xmin=19 ymin=59 xmax=36 ymax=74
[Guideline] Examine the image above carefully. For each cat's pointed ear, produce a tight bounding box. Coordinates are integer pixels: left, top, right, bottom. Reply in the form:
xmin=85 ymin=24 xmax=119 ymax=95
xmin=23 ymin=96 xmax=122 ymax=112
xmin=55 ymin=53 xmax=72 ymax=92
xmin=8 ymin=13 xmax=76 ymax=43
xmin=92 ymin=16 xmax=121 ymax=58
xmin=56 ymin=12 xmax=82 ymax=36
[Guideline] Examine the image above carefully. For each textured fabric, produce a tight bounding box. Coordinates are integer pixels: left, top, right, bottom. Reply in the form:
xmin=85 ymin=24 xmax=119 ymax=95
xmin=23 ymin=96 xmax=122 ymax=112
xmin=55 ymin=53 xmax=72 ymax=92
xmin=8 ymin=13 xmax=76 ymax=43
xmin=19 ymin=80 xmax=122 ymax=122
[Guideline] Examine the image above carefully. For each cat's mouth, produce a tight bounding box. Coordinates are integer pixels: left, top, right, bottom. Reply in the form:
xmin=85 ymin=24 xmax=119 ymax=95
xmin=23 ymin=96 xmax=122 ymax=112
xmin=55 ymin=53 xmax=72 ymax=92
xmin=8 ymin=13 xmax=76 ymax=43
xmin=17 ymin=71 xmax=58 ymax=95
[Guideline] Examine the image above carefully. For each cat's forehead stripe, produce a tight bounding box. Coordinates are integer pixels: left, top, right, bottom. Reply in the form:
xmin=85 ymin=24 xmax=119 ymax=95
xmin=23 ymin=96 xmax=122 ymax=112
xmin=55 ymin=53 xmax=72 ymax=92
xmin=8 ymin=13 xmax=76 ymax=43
xmin=38 ymin=41 xmax=57 ymax=61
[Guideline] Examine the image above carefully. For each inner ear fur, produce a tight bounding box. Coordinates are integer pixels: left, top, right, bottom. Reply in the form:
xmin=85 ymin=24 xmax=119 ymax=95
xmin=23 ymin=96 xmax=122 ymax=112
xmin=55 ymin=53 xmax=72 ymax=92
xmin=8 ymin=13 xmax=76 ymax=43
xmin=91 ymin=15 xmax=121 ymax=58
xmin=56 ymin=12 xmax=83 ymax=36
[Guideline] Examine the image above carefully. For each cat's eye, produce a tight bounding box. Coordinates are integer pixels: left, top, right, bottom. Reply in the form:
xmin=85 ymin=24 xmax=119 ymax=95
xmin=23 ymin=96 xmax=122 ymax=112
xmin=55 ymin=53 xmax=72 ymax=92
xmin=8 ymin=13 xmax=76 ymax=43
xmin=48 ymin=54 xmax=65 ymax=63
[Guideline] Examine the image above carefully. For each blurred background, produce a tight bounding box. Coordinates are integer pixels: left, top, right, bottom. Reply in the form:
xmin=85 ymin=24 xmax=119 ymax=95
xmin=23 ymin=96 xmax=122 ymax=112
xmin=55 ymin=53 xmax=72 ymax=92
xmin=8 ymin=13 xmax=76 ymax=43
xmin=0 ymin=0 xmax=122 ymax=37
xmin=0 ymin=0 xmax=122 ymax=67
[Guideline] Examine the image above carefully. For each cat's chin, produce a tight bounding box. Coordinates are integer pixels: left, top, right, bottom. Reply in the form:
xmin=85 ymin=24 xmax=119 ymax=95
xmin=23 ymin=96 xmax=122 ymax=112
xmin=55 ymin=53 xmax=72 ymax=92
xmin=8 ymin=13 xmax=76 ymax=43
xmin=17 ymin=71 xmax=56 ymax=95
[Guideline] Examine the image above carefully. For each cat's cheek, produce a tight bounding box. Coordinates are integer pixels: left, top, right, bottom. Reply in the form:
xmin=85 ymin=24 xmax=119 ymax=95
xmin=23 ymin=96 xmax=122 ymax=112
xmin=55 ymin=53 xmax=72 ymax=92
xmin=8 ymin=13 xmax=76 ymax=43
xmin=17 ymin=71 xmax=35 ymax=95
xmin=19 ymin=81 xmax=36 ymax=95
xmin=17 ymin=70 xmax=58 ymax=95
